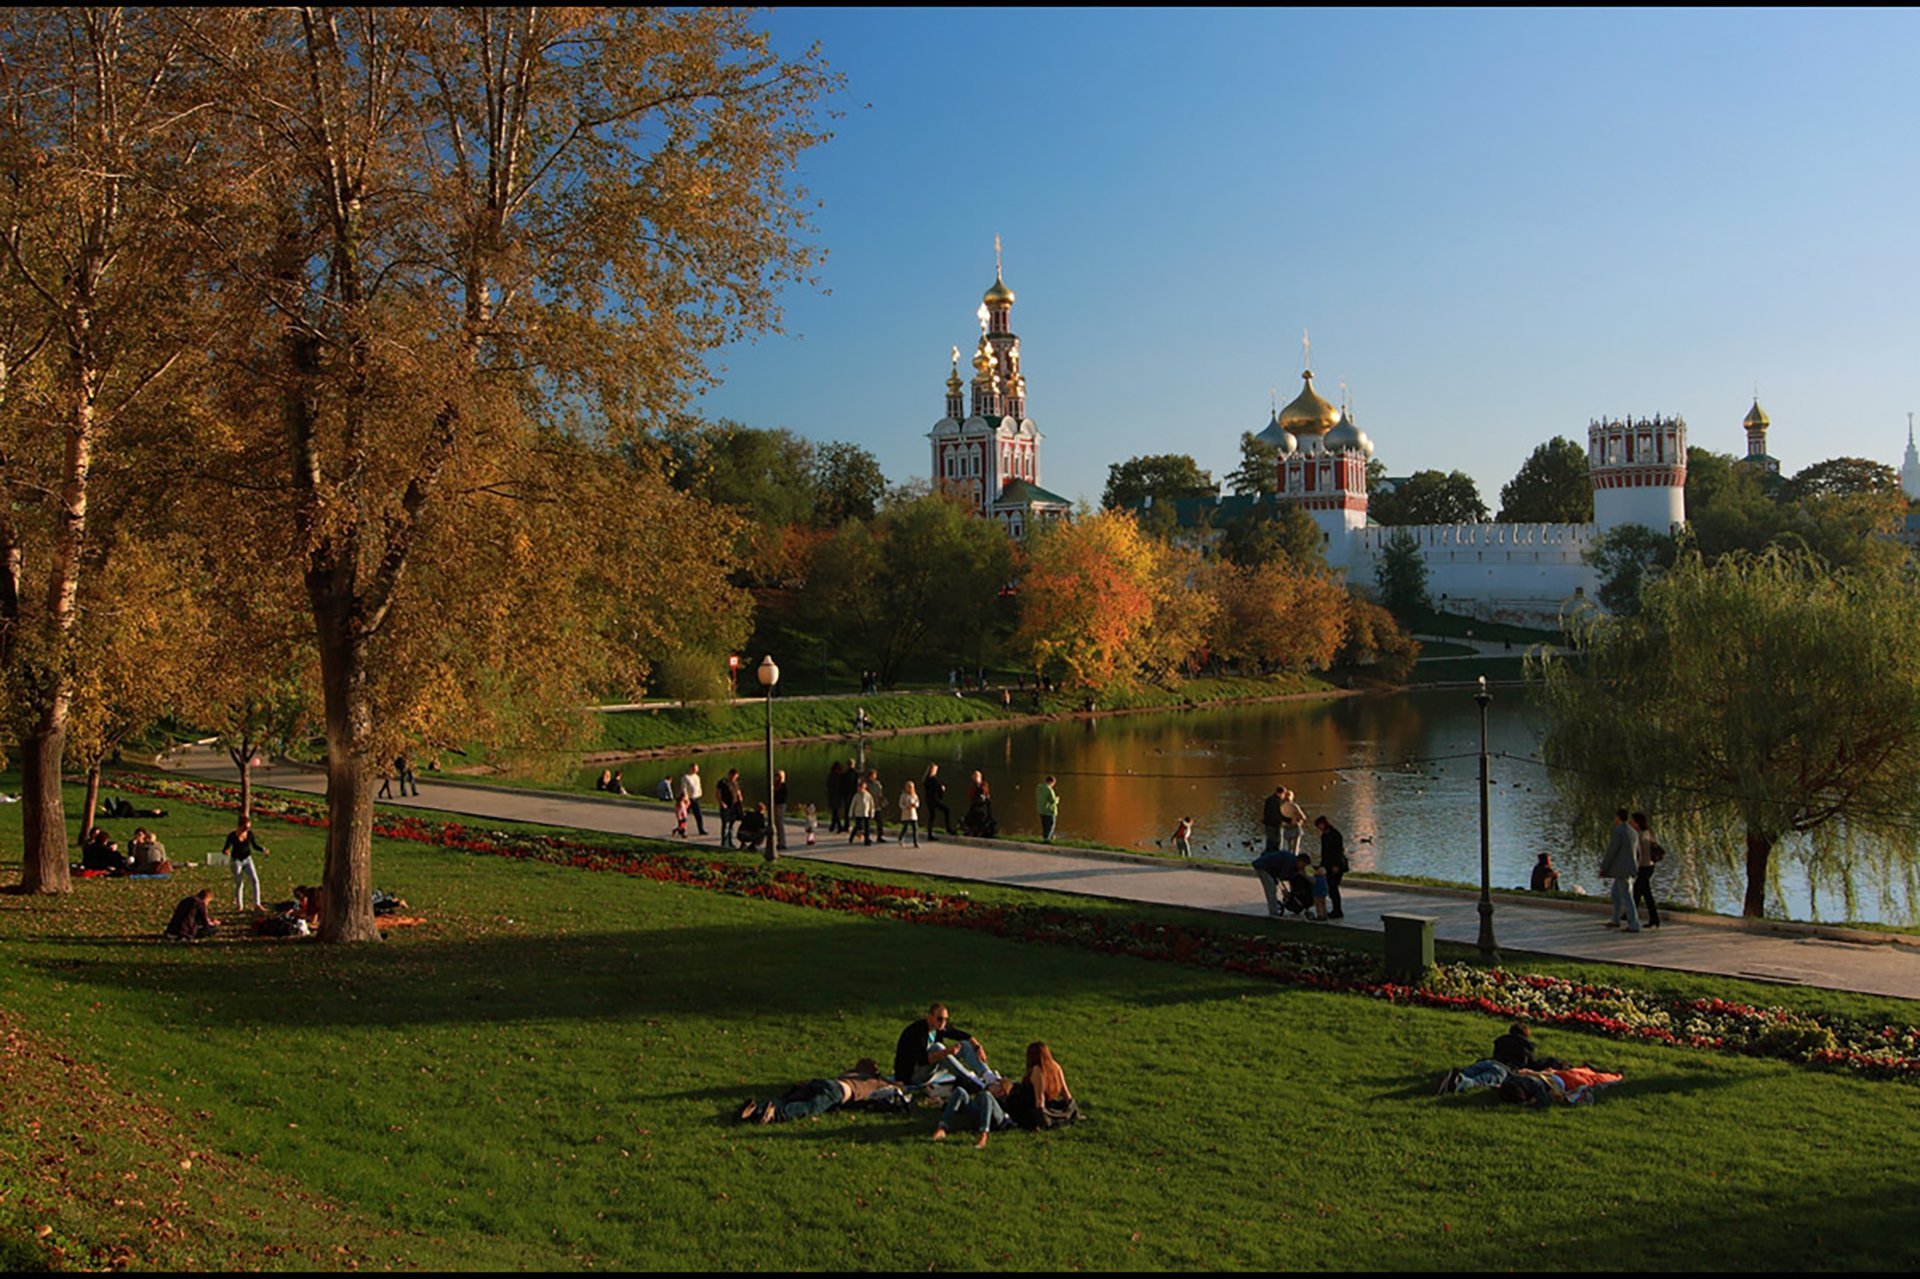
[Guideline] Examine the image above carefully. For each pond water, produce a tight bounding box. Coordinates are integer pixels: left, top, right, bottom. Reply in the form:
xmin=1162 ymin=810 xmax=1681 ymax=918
xmin=617 ymin=688 xmax=1918 ymax=926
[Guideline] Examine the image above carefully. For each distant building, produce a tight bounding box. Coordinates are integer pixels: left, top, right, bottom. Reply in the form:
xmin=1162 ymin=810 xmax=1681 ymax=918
xmin=926 ymin=252 xmax=1071 ymax=541
xmin=1902 ymin=414 xmax=1920 ymax=502
xmin=1737 ymin=398 xmax=1780 ymax=477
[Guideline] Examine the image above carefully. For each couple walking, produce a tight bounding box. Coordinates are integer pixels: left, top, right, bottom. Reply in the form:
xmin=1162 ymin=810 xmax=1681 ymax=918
xmin=1599 ymin=808 xmax=1663 ymax=933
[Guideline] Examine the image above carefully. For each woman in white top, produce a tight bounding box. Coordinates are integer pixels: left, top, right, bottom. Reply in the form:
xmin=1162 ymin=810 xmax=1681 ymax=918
xmin=897 ymin=781 xmax=921 ymax=848
xmin=847 ymin=781 xmax=876 ymax=846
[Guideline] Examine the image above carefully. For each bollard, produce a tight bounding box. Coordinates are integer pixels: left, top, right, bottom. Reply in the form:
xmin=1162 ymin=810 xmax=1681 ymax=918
xmin=1381 ymin=913 xmax=1436 ymax=982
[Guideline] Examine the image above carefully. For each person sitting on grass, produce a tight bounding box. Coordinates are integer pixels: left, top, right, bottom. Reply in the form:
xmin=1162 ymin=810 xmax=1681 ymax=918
xmin=999 ymin=1042 xmax=1078 ymax=1131
xmin=893 ymin=1003 xmax=988 ymax=1088
xmin=736 ymin=1058 xmax=899 ymax=1125
xmin=1530 ymin=853 xmax=1561 ymax=893
xmin=81 ymin=826 xmax=129 ymax=875
xmin=129 ymin=827 xmax=171 ymax=874
xmin=1491 ymin=1021 xmax=1567 ymax=1072
xmin=163 ymin=888 xmax=220 ymax=942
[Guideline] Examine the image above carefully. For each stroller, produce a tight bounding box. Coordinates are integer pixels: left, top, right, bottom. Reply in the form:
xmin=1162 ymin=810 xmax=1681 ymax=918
xmin=961 ymin=799 xmax=997 ymax=839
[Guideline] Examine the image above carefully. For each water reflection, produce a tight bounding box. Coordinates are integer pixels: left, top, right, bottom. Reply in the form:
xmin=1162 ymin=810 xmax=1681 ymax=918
xmin=607 ymin=689 xmax=1916 ymax=926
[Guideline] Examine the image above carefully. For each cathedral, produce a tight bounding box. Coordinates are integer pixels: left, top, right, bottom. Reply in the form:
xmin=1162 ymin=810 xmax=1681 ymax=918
xmin=927 ymin=251 xmax=1072 ymax=541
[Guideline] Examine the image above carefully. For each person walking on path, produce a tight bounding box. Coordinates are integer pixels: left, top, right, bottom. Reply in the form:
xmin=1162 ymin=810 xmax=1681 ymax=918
xmin=848 ymin=780 xmax=877 ymax=846
xmin=826 ymin=761 xmax=847 ymax=833
xmin=395 ymin=753 xmax=419 ymax=798
xmin=1599 ymin=808 xmax=1642 ymax=933
xmin=1314 ymin=814 xmax=1348 ymax=919
xmin=1631 ymin=811 xmax=1662 ymax=929
xmin=679 ymin=763 xmax=707 ymax=837
xmin=773 ymin=769 xmax=790 ymax=852
xmin=1262 ymin=787 xmax=1284 ymax=853
xmin=1036 ymin=775 xmax=1060 ymax=843
xmin=716 ymin=768 xmax=742 ymax=849
xmin=864 ymin=769 xmax=889 ymax=845
xmin=923 ymin=764 xmax=954 ymax=838
xmin=221 ymin=817 xmax=268 ymax=912
xmin=898 ymin=780 xmax=922 ymax=848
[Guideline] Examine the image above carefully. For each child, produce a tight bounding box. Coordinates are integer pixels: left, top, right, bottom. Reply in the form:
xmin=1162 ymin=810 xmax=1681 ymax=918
xmin=1310 ymin=856 xmax=1331 ymax=921
xmin=674 ymin=789 xmax=690 ymax=838
xmin=803 ymin=804 xmax=818 ymax=847
xmin=1171 ymin=816 xmax=1194 ymax=859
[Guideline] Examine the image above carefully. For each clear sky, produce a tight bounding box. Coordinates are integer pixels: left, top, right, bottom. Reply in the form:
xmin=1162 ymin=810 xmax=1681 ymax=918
xmin=694 ymin=8 xmax=1920 ymax=510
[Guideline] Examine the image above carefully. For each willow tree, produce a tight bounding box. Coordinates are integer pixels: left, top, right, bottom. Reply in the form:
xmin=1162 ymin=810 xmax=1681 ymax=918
xmin=186 ymin=9 xmax=829 ymax=940
xmin=1533 ymin=549 xmax=1920 ymax=917
xmin=0 ymin=8 xmax=218 ymax=892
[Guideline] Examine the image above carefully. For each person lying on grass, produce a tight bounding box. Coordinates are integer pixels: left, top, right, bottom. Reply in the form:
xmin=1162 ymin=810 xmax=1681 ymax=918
xmin=1437 ymin=1023 xmax=1615 ymax=1103
xmin=736 ymin=1058 xmax=902 ymax=1125
xmin=163 ymin=889 xmax=220 ymax=942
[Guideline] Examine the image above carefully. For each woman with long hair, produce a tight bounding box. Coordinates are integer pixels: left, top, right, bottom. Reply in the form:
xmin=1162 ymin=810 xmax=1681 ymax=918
xmin=1002 ymin=1041 xmax=1075 ymax=1132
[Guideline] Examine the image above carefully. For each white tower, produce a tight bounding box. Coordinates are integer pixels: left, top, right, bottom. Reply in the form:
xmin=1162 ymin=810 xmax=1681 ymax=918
xmin=1589 ymin=413 xmax=1687 ymax=532
xmin=1901 ymin=413 xmax=1920 ymax=501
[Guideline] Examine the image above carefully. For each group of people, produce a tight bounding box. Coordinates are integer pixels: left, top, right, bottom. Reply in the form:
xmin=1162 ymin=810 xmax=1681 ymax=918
xmin=80 ymin=824 xmax=173 ymax=877
xmin=1249 ymin=788 xmax=1349 ymax=921
xmin=376 ymin=754 xmax=419 ymax=799
xmin=1436 ymin=1021 xmax=1624 ymax=1106
xmin=1599 ymin=808 xmax=1664 ymax=933
xmin=736 ymin=1003 xmax=1077 ymax=1149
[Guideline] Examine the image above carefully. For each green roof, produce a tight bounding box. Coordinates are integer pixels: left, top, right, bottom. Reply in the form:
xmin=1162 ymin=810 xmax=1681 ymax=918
xmin=997 ymin=478 xmax=1072 ymax=508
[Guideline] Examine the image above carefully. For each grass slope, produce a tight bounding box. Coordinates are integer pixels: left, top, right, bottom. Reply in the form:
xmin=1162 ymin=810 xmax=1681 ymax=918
xmin=2 ymin=787 xmax=1917 ymax=1270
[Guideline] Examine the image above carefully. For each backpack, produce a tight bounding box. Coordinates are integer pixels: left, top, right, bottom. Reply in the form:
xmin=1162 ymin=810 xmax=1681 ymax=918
xmin=1032 ymin=1095 xmax=1081 ymax=1129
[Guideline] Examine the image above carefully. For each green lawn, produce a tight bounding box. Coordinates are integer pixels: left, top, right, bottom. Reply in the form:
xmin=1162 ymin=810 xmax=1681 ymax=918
xmin=4 ymin=784 xmax=1918 ymax=1271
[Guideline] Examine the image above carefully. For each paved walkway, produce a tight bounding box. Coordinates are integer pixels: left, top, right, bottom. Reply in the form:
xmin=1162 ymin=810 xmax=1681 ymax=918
xmin=158 ymin=747 xmax=1920 ymax=1001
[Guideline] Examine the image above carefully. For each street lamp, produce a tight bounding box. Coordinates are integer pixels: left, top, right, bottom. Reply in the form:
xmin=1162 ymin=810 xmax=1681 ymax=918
xmin=757 ymin=656 xmax=779 ymax=858
xmin=1474 ymin=674 xmax=1499 ymax=961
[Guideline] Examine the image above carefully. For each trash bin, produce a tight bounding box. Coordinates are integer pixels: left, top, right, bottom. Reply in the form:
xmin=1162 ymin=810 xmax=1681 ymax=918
xmin=1381 ymin=913 xmax=1436 ymax=982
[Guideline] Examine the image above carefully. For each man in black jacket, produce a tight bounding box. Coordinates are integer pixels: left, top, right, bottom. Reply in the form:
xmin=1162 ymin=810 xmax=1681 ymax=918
xmin=1314 ymin=815 xmax=1349 ymax=919
xmin=892 ymin=1002 xmax=983 ymax=1086
xmin=1262 ymin=787 xmax=1285 ymax=853
xmin=922 ymin=764 xmax=954 ymax=838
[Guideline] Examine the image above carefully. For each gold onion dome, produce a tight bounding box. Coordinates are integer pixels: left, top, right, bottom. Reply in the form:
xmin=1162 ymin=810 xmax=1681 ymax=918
xmin=1278 ymin=369 xmax=1339 ymax=433
xmin=983 ymin=272 xmax=1015 ymax=306
xmin=1744 ymin=399 xmax=1769 ymax=428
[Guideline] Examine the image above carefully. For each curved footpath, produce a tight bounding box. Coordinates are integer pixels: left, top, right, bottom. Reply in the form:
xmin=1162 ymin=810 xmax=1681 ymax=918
xmin=159 ymin=747 xmax=1920 ymax=1001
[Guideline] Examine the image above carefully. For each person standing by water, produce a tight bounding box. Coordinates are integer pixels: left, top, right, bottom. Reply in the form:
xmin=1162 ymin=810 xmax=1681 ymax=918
xmin=1261 ymin=786 xmax=1284 ymax=853
xmin=864 ymin=769 xmax=890 ymax=845
xmin=773 ymin=769 xmax=790 ymax=853
xmin=847 ymin=780 xmax=876 ymax=846
xmin=1036 ymin=775 xmax=1060 ymax=843
xmin=1278 ymin=788 xmax=1307 ymax=859
xmin=679 ymin=763 xmax=706 ymax=837
xmin=1631 ymin=811 xmax=1662 ymax=929
xmin=716 ymin=768 xmax=742 ymax=849
xmin=826 ymin=761 xmax=847 ymax=833
xmin=1599 ymin=808 xmax=1642 ymax=933
xmin=922 ymin=764 xmax=954 ymax=839
xmin=1171 ymin=816 xmax=1194 ymax=859
xmin=1313 ymin=814 xmax=1348 ymax=919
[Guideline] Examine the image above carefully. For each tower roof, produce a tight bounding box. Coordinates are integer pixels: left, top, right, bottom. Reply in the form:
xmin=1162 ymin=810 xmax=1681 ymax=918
xmin=1277 ymin=369 xmax=1339 ymax=433
xmin=983 ymin=271 xmax=1015 ymax=307
xmin=1744 ymin=398 xmax=1769 ymax=429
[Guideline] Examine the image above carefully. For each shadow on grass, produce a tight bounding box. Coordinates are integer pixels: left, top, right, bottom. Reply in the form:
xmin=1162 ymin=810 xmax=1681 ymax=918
xmin=16 ymin=916 xmax=1297 ymax=1032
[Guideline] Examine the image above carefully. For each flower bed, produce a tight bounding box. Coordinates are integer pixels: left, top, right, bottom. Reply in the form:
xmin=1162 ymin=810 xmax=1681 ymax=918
xmin=110 ymin=770 xmax=1920 ymax=1082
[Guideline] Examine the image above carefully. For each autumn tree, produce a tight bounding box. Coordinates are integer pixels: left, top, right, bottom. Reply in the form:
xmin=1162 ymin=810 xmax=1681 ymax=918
xmin=1336 ymin=597 xmax=1421 ymax=683
xmin=1101 ymin=454 xmax=1217 ymax=511
xmin=190 ymin=9 xmax=832 ymax=940
xmin=0 ymin=9 xmax=219 ymax=892
xmin=1534 ymin=550 xmax=1920 ymax=918
xmin=1497 ymin=436 xmax=1592 ymax=523
xmin=1016 ymin=512 xmax=1213 ymax=689
xmin=1205 ymin=560 xmax=1348 ymax=673
xmin=1368 ymin=469 xmax=1489 ymax=525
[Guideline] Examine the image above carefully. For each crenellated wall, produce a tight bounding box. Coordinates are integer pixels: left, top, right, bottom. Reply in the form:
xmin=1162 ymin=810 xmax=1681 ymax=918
xmin=1350 ymin=522 xmax=1601 ymax=623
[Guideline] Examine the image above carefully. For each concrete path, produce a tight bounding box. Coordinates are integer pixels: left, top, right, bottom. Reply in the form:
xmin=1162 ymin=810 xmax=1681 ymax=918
xmin=156 ymin=747 xmax=1920 ymax=1002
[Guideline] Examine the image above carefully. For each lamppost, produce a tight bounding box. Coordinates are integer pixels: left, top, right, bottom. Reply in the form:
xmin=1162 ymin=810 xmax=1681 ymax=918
xmin=1474 ymin=674 xmax=1499 ymax=961
xmin=757 ymin=656 xmax=779 ymax=850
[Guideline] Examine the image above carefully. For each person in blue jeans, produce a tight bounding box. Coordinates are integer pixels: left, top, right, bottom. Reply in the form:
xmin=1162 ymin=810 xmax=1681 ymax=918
xmin=737 ymin=1059 xmax=896 ymax=1124
xmin=932 ymin=1080 xmax=1017 ymax=1148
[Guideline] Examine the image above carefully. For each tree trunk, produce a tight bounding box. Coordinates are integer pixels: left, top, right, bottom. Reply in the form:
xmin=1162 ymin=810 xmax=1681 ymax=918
xmin=82 ymin=761 xmax=101 ymax=836
xmin=314 ymin=595 xmax=380 ymax=943
xmin=17 ymin=719 xmax=70 ymax=894
xmin=1742 ymin=830 xmax=1772 ymax=918
xmin=228 ymin=738 xmax=254 ymax=823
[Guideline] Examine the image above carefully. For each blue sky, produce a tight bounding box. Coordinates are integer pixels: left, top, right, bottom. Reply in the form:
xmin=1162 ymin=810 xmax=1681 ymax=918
xmin=694 ymin=8 xmax=1920 ymax=509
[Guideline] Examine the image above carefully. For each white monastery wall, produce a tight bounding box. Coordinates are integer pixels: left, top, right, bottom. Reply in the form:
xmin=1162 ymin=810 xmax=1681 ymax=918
xmin=1350 ymin=522 xmax=1600 ymax=624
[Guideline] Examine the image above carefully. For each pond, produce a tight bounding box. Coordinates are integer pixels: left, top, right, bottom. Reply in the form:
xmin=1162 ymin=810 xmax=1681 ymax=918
xmin=613 ymin=688 xmax=1918 ymax=926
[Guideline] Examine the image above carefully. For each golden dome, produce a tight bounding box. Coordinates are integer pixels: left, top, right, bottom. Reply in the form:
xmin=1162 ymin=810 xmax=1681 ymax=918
xmin=983 ymin=272 xmax=1015 ymax=307
xmin=1744 ymin=398 xmax=1769 ymax=429
xmin=1277 ymin=369 xmax=1339 ymax=433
